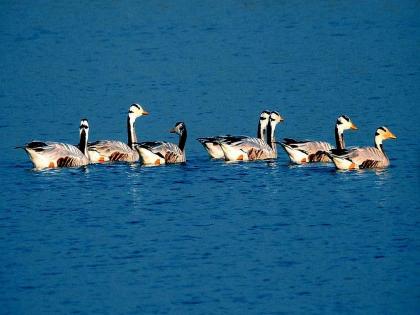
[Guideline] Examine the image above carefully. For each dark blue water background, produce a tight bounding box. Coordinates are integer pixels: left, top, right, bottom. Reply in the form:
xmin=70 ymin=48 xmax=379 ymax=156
xmin=1 ymin=1 xmax=419 ymax=314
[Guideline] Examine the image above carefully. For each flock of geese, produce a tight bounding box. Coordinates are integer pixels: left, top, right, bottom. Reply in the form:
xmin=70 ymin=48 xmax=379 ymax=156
xmin=19 ymin=103 xmax=397 ymax=171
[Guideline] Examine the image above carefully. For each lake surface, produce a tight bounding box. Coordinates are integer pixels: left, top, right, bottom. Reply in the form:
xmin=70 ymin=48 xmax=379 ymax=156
xmin=1 ymin=1 xmax=419 ymax=314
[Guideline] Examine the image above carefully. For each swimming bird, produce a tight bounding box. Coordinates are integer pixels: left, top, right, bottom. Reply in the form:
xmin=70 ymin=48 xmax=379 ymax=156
xmin=18 ymin=119 xmax=90 ymax=169
xmin=88 ymin=103 xmax=149 ymax=163
xmin=197 ymin=110 xmax=271 ymax=159
xmin=219 ymin=111 xmax=284 ymax=161
xmin=280 ymin=115 xmax=358 ymax=164
xmin=135 ymin=122 xmax=187 ymax=165
xmin=327 ymin=126 xmax=396 ymax=170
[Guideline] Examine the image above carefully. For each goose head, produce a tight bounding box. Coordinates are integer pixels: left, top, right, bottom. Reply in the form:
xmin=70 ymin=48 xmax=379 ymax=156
xmin=269 ymin=111 xmax=284 ymax=129
xmin=336 ymin=115 xmax=358 ymax=132
xmin=79 ymin=118 xmax=89 ymax=136
xmin=170 ymin=122 xmax=186 ymax=135
xmin=257 ymin=110 xmax=271 ymax=138
xmin=79 ymin=118 xmax=89 ymax=154
xmin=128 ymin=103 xmax=149 ymax=121
xmin=375 ymin=126 xmax=397 ymax=141
xmin=259 ymin=110 xmax=271 ymax=127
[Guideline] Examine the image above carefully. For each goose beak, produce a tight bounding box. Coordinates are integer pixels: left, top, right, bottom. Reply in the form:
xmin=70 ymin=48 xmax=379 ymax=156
xmin=387 ymin=131 xmax=397 ymax=139
xmin=142 ymin=110 xmax=149 ymax=116
xmin=170 ymin=128 xmax=176 ymax=133
xmin=350 ymin=123 xmax=358 ymax=130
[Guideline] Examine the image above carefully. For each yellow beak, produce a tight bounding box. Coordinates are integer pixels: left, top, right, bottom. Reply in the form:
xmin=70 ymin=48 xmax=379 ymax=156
xmin=350 ymin=123 xmax=358 ymax=130
xmin=142 ymin=110 xmax=149 ymax=116
xmin=387 ymin=131 xmax=397 ymax=139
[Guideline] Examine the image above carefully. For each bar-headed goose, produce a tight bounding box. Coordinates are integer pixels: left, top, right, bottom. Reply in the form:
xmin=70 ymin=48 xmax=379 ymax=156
xmin=88 ymin=103 xmax=149 ymax=163
xmin=135 ymin=122 xmax=187 ymax=165
xmin=328 ymin=126 xmax=396 ymax=170
xmin=280 ymin=115 xmax=357 ymax=164
xmin=197 ymin=110 xmax=271 ymax=159
xmin=219 ymin=111 xmax=284 ymax=161
xmin=19 ymin=119 xmax=90 ymax=169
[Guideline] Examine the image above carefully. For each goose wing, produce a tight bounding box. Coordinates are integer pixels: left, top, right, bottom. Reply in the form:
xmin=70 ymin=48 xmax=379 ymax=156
xmin=197 ymin=135 xmax=247 ymax=144
xmin=88 ymin=140 xmax=134 ymax=161
xmin=282 ymin=139 xmax=333 ymax=155
xmin=225 ymin=137 xmax=273 ymax=159
xmin=335 ymin=147 xmax=388 ymax=168
xmin=136 ymin=141 xmax=184 ymax=162
xmin=25 ymin=141 xmax=87 ymax=166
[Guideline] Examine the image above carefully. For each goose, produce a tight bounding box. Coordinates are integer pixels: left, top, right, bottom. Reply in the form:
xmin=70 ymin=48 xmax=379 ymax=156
xmin=88 ymin=103 xmax=149 ymax=163
xmin=280 ymin=115 xmax=358 ymax=164
xmin=197 ymin=110 xmax=271 ymax=159
xmin=18 ymin=119 xmax=90 ymax=169
xmin=219 ymin=111 xmax=284 ymax=161
xmin=135 ymin=122 xmax=187 ymax=165
xmin=327 ymin=126 xmax=396 ymax=170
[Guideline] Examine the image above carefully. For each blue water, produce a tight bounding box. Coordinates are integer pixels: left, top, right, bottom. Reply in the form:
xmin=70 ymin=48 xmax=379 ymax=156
xmin=1 ymin=1 xmax=419 ymax=314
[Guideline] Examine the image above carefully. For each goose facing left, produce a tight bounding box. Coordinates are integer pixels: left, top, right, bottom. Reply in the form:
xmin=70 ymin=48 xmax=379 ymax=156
xmin=135 ymin=122 xmax=187 ymax=165
xmin=18 ymin=119 xmax=90 ymax=169
xmin=88 ymin=103 xmax=149 ymax=163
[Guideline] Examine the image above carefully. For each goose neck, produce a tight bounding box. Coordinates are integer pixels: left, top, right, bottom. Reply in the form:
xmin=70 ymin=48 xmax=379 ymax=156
xmin=127 ymin=116 xmax=137 ymax=149
xmin=266 ymin=121 xmax=276 ymax=149
xmin=335 ymin=125 xmax=345 ymax=150
xmin=79 ymin=130 xmax=88 ymax=157
xmin=375 ymin=134 xmax=384 ymax=153
xmin=178 ymin=128 xmax=187 ymax=152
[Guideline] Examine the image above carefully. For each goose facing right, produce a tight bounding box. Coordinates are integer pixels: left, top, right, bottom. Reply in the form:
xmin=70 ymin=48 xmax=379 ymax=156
xmin=88 ymin=103 xmax=149 ymax=163
xmin=19 ymin=119 xmax=90 ymax=169
xmin=197 ymin=110 xmax=271 ymax=159
xmin=219 ymin=111 xmax=284 ymax=161
xmin=328 ymin=126 xmax=396 ymax=170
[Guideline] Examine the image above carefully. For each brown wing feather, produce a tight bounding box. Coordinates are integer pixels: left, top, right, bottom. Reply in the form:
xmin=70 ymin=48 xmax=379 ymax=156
xmin=344 ymin=147 xmax=389 ymax=168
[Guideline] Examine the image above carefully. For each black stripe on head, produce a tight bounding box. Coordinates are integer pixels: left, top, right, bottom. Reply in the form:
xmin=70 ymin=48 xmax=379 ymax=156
xmin=342 ymin=115 xmax=350 ymax=122
xmin=80 ymin=119 xmax=89 ymax=129
xmin=129 ymin=103 xmax=141 ymax=113
xmin=375 ymin=132 xmax=380 ymax=136
xmin=260 ymin=110 xmax=270 ymax=120
xmin=336 ymin=119 xmax=343 ymax=125
xmin=270 ymin=111 xmax=280 ymax=121
xmin=378 ymin=127 xmax=386 ymax=132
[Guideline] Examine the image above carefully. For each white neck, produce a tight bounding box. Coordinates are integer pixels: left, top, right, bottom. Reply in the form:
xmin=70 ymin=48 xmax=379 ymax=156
xmin=127 ymin=115 xmax=137 ymax=148
xmin=374 ymin=134 xmax=384 ymax=151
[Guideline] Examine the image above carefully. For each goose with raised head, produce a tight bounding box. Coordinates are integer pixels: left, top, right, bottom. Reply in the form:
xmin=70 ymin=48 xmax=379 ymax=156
xmin=327 ymin=126 xmax=396 ymax=170
xmin=135 ymin=122 xmax=187 ymax=165
xmin=197 ymin=110 xmax=271 ymax=159
xmin=280 ymin=115 xmax=358 ymax=164
xmin=219 ymin=111 xmax=284 ymax=161
xmin=88 ymin=103 xmax=149 ymax=163
xmin=18 ymin=119 xmax=90 ymax=169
